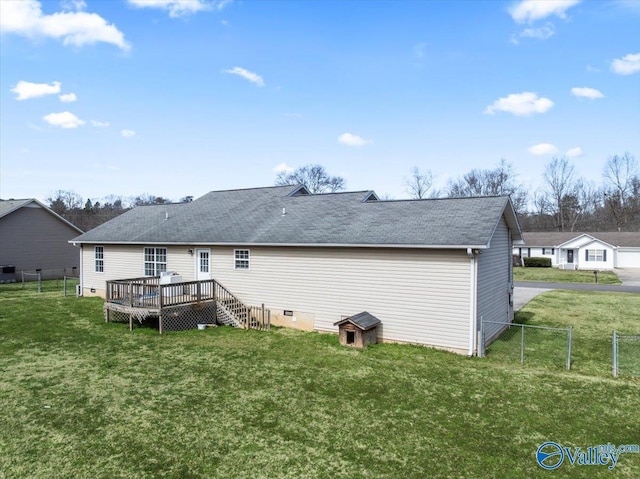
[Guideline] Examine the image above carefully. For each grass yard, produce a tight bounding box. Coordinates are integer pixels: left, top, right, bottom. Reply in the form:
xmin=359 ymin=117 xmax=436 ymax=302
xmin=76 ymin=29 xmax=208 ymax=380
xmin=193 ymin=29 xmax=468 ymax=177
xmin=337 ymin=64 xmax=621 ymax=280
xmin=0 ymin=283 xmax=639 ymax=478
xmin=513 ymin=267 xmax=621 ymax=284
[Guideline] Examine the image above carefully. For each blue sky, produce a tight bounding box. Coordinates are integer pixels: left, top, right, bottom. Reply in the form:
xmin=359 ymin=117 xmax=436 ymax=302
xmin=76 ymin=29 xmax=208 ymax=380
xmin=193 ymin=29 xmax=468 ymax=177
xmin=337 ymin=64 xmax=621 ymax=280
xmin=1 ymin=0 xmax=639 ymax=203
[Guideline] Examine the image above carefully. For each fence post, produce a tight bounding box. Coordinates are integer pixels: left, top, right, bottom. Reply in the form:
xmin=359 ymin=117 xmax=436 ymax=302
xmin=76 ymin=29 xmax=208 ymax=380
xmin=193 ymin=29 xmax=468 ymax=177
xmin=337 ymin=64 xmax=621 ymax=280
xmin=566 ymin=326 xmax=572 ymax=370
xmin=612 ymin=330 xmax=618 ymax=378
xmin=64 ymin=276 xmax=67 ymax=297
xmin=37 ymin=272 xmax=41 ymax=293
xmin=479 ymin=316 xmax=485 ymax=357
xmin=520 ymin=325 xmax=525 ymax=364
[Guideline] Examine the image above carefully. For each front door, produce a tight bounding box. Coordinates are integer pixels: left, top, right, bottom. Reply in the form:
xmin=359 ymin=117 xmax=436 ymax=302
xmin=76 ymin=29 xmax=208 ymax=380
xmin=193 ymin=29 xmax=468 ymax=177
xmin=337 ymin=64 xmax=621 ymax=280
xmin=196 ymin=249 xmax=211 ymax=281
xmin=567 ymin=249 xmax=574 ymax=264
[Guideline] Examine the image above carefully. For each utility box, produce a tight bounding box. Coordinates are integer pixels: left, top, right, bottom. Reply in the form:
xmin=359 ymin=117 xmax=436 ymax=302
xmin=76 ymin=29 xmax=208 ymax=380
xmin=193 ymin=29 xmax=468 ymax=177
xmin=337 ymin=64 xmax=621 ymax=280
xmin=160 ymin=271 xmax=182 ymax=285
xmin=334 ymin=311 xmax=381 ymax=349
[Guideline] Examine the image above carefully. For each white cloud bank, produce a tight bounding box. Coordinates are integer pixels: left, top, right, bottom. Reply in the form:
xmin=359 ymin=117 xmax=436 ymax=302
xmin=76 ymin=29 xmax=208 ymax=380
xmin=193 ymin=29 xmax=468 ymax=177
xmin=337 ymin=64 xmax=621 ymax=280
xmin=11 ymin=80 xmax=61 ymax=100
xmin=571 ymin=87 xmax=604 ymax=99
xmin=484 ymin=92 xmax=553 ymax=116
xmin=338 ymin=133 xmax=371 ymax=147
xmin=224 ymin=67 xmax=265 ymax=87
xmin=127 ymin=0 xmax=232 ymax=18
xmin=0 ymin=0 xmax=129 ymax=50
xmin=59 ymin=92 xmax=77 ymax=102
xmin=509 ymin=0 xmax=581 ymax=23
xmin=528 ymin=143 xmax=559 ymax=155
xmin=42 ymin=111 xmax=85 ymax=128
xmin=611 ymin=53 xmax=640 ymax=75
xmin=121 ymin=129 xmax=136 ymax=138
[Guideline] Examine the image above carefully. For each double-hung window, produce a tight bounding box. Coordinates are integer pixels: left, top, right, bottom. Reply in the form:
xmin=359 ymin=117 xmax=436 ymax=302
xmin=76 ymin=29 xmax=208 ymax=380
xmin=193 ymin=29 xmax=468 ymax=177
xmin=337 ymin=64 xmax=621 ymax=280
xmin=144 ymin=247 xmax=167 ymax=276
xmin=586 ymin=249 xmax=606 ymax=262
xmin=95 ymin=246 xmax=104 ymax=273
xmin=234 ymin=249 xmax=250 ymax=270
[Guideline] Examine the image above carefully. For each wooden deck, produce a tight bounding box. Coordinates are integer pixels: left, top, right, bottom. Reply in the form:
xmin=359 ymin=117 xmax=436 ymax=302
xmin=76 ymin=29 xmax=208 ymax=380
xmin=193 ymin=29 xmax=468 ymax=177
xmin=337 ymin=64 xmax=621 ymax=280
xmin=105 ymin=276 xmax=270 ymax=332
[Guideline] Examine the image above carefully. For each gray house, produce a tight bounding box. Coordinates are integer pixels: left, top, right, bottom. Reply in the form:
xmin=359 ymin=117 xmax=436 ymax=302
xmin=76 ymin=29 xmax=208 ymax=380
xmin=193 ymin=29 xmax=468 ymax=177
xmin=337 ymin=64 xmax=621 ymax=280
xmin=0 ymin=199 xmax=83 ymax=279
xmin=71 ymin=185 xmax=522 ymax=355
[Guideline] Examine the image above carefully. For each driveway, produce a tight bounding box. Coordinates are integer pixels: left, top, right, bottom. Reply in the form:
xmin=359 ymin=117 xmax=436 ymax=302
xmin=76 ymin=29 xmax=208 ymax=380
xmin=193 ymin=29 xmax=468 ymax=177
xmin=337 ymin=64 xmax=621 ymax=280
xmin=513 ymin=268 xmax=640 ymax=311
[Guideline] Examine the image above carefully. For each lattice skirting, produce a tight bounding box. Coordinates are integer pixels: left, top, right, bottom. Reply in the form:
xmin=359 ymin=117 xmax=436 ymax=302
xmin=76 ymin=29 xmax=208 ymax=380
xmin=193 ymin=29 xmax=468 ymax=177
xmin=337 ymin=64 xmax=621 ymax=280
xmin=162 ymin=302 xmax=217 ymax=331
xmin=104 ymin=301 xmax=217 ymax=331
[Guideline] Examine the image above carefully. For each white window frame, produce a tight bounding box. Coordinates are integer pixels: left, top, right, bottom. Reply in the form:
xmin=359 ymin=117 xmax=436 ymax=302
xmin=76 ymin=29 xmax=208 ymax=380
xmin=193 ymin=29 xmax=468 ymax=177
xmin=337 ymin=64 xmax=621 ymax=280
xmin=144 ymin=247 xmax=167 ymax=276
xmin=542 ymin=248 xmax=554 ymax=256
xmin=234 ymin=249 xmax=250 ymax=270
xmin=95 ymin=246 xmax=104 ymax=273
xmin=586 ymin=249 xmax=605 ymax=262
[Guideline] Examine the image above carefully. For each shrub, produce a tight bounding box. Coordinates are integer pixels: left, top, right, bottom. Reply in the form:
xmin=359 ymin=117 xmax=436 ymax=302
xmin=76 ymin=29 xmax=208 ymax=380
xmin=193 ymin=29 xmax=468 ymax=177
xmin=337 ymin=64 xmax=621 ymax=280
xmin=512 ymin=254 xmax=523 ymax=267
xmin=524 ymin=257 xmax=552 ymax=268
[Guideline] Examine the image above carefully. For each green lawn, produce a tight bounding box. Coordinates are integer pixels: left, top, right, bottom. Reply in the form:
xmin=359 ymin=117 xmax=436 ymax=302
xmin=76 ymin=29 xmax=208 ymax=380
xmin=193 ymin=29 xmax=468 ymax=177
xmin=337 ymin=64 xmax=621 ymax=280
xmin=0 ymin=282 xmax=639 ymax=478
xmin=513 ymin=267 xmax=621 ymax=284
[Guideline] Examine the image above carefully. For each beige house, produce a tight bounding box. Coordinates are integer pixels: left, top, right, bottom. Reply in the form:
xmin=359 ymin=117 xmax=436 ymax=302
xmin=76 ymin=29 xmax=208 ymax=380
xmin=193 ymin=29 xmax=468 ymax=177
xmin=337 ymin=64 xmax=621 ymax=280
xmin=71 ymin=185 xmax=522 ymax=355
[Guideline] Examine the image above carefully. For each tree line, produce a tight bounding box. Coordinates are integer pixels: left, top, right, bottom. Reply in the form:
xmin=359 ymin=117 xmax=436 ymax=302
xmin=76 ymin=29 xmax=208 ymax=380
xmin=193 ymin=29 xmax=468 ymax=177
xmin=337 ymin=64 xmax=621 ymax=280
xmin=38 ymin=152 xmax=639 ymax=232
xmin=275 ymin=153 xmax=640 ymax=232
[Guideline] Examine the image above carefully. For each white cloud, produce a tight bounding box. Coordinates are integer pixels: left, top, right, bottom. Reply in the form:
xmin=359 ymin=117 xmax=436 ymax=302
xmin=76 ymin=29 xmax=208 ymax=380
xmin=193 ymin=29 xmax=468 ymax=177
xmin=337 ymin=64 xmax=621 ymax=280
xmin=91 ymin=120 xmax=110 ymax=127
xmin=59 ymin=92 xmax=77 ymax=102
xmin=528 ymin=143 xmax=559 ymax=155
xmin=570 ymin=87 xmax=604 ymax=99
xmin=42 ymin=111 xmax=85 ymax=128
xmin=11 ymin=80 xmax=61 ymax=100
xmin=121 ymin=129 xmax=136 ymax=138
xmin=61 ymin=0 xmax=87 ymax=11
xmin=611 ymin=53 xmax=640 ymax=75
xmin=338 ymin=132 xmax=372 ymax=147
xmin=519 ymin=23 xmax=555 ymax=40
xmin=0 ymin=0 xmax=129 ymax=50
xmin=509 ymin=0 xmax=581 ymax=23
xmin=127 ymin=0 xmax=232 ymax=18
xmin=484 ymin=92 xmax=554 ymax=116
xmin=224 ymin=66 xmax=265 ymax=87
xmin=565 ymin=147 xmax=583 ymax=157
xmin=273 ymin=163 xmax=294 ymax=174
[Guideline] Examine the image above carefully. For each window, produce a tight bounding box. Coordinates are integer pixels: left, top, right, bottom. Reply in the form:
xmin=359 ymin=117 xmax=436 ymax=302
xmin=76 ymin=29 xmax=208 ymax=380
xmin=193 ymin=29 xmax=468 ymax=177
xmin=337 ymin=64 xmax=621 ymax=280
xmin=542 ymin=248 xmax=554 ymax=255
xmin=234 ymin=249 xmax=250 ymax=270
xmin=586 ymin=249 xmax=606 ymax=262
xmin=95 ymin=246 xmax=104 ymax=273
xmin=144 ymin=247 xmax=167 ymax=276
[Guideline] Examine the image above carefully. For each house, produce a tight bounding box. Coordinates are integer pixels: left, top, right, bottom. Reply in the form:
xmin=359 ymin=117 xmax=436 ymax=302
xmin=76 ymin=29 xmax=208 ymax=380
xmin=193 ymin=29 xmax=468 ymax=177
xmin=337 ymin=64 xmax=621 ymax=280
xmin=514 ymin=232 xmax=640 ymax=270
xmin=71 ymin=185 xmax=523 ymax=355
xmin=0 ymin=199 xmax=83 ymax=280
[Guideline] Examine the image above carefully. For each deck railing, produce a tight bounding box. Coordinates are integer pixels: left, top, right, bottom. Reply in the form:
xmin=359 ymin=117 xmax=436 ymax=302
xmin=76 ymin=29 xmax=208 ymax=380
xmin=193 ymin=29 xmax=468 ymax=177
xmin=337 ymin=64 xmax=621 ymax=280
xmin=105 ymin=277 xmax=269 ymax=331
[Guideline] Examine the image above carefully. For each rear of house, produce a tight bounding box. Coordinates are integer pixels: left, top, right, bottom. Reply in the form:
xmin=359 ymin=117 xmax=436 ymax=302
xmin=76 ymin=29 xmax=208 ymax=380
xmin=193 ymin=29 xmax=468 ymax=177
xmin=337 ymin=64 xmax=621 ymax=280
xmin=73 ymin=185 xmax=522 ymax=355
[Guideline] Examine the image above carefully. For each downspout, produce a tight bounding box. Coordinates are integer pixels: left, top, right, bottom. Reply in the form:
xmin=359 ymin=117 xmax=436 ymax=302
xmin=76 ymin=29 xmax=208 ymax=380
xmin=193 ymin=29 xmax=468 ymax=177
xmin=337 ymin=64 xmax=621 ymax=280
xmin=467 ymin=248 xmax=478 ymax=356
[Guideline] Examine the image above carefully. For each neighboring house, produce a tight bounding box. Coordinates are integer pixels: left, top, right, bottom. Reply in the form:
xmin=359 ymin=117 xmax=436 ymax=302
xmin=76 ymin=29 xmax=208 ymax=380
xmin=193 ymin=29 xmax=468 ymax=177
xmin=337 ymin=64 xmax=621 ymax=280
xmin=514 ymin=232 xmax=640 ymax=270
xmin=0 ymin=199 xmax=83 ymax=279
xmin=71 ymin=185 xmax=523 ymax=355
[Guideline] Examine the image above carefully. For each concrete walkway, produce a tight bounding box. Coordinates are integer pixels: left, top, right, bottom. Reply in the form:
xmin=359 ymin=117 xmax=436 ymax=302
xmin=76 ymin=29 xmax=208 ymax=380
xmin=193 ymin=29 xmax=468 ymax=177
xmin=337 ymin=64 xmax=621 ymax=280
xmin=513 ymin=286 xmax=551 ymax=311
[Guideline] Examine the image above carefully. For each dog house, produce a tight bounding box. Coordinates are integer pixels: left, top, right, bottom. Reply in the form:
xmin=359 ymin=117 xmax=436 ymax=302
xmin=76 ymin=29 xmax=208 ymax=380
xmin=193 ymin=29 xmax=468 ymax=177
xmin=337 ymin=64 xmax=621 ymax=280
xmin=334 ymin=311 xmax=381 ymax=349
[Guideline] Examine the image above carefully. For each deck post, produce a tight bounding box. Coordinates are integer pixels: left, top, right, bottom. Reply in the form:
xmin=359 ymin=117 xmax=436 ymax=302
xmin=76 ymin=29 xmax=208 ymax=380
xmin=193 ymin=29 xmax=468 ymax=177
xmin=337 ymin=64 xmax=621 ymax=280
xmin=159 ymin=284 xmax=164 ymax=334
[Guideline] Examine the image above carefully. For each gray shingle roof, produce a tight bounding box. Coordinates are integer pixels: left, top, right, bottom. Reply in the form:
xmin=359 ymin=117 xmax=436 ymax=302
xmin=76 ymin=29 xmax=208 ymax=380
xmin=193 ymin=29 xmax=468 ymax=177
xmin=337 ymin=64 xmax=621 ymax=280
xmin=522 ymin=232 xmax=640 ymax=248
xmin=0 ymin=199 xmax=33 ymax=218
xmin=334 ymin=311 xmax=381 ymax=330
xmin=72 ymin=185 xmax=519 ymax=248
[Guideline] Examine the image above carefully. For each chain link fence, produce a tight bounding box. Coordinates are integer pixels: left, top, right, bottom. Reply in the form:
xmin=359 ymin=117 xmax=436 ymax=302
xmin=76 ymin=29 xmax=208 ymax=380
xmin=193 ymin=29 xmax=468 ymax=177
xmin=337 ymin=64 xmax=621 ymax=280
xmin=480 ymin=319 xmax=572 ymax=370
xmin=613 ymin=331 xmax=640 ymax=377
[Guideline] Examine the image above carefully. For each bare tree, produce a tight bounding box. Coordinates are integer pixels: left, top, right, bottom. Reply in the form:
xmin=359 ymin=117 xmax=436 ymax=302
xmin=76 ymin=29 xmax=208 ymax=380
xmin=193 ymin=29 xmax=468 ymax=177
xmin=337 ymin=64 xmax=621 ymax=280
xmin=445 ymin=159 xmax=528 ymax=214
xmin=275 ymin=164 xmax=345 ymax=193
xmin=404 ymin=166 xmax=435 ymax=199
xmin=541 ymin=157 xmax=579 ymax=231
xmin=603 ymin=153 xmax=639 ymax=230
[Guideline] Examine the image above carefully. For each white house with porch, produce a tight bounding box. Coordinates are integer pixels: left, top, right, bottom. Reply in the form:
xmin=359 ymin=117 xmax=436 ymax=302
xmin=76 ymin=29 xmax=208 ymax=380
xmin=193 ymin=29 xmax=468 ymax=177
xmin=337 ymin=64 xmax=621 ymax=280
xmin=514 ymin=232 xmax=640 ymax=270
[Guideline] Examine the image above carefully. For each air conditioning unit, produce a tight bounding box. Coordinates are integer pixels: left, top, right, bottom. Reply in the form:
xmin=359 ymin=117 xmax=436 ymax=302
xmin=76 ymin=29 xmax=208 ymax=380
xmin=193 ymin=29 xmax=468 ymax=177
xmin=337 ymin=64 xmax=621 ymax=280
xmin=76 ymin=284 xmax=83 ymax=297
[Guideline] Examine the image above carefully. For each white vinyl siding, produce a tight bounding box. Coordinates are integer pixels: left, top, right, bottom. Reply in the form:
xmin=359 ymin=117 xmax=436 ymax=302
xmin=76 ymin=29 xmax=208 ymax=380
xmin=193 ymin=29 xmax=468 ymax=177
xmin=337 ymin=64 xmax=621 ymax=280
xmin=477 ymin=217 xmax=512 ymax=343
xmin=209 ymin=246 xmax=472 ymax=352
